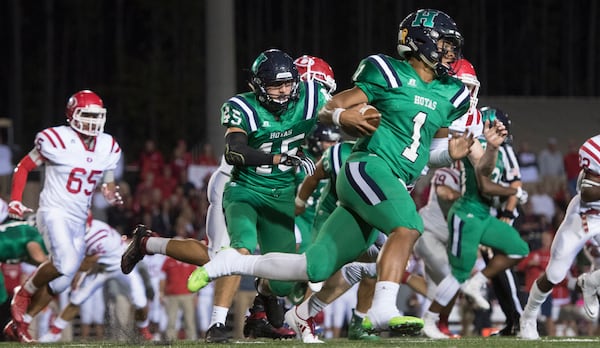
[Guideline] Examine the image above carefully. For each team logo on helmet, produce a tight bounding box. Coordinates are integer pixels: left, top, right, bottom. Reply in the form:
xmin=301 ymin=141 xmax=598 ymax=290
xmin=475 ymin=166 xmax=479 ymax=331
xmin=251 ymin=53 xmax=268 ymax=74
xmin=411 ymin=10 xmax=439 ymax=27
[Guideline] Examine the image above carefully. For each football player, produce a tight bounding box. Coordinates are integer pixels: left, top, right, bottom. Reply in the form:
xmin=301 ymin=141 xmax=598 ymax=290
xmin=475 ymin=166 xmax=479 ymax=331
xmin=0 ymin=199 xmax=48 ymax=334
xmin=422 ymin=106 xmax=530 ymax=339
xmin=414 ymin=57 xmax=482 ymax=337
xmin=121 ymin=50 xmax=334 ymax=342
xmin=38 ymin=217 xmax=152 ymax=343
xmin=186 ymin=9 xmax=488 ymax=342
xmin=479 ymin=106 xmax=526 ymax=337
xmin=294 ymin=122 xmax=341 ymax=253
xmin=4 ymin=90 xmax=122 ymax=343
xmin=520 ymin=134 xmax=600 ymax=339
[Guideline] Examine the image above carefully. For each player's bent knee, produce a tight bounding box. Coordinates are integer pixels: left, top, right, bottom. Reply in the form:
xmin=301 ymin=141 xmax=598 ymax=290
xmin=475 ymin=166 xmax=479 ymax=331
xmin=269 ymin=280 xmax=295 ymax=297
xmin=305 ymin=243 xmax=339 ymax=282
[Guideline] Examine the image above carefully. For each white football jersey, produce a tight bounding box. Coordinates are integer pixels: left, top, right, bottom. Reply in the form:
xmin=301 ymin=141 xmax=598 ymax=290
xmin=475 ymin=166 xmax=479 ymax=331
xmin=85 ymin=219 xmax=127 ymax=273
xmin=449 ymin=109 xmax=483 ymax=138
xmin=216 ymin=155 xmax=234 ymax=175
xmin=579 ymin=134 xmax=600 ymax=213
xmin=36 ymin=126 xmax=121 ymax=221
xmin=141 ymin=253 xmax=167 ymax=286
xmin=419 ymin=167 xmax=461 ymax=240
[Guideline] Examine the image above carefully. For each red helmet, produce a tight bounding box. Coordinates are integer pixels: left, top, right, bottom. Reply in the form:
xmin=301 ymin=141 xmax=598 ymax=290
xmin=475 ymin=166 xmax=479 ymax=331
xmin=65 ymin=90 xmax=106 ymax=136
xmin=449 ymin=59 xmax=483 ymax=137
xmin=294 ymin=55 xmax=336 ymax=95
xmin=450 ymin=59 xmax=480 ymax=110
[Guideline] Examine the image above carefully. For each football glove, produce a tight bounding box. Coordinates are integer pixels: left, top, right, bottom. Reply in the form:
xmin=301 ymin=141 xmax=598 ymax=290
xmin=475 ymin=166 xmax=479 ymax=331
xmin=280 ymin=153 xmax=316 ymax=176
xmin=102 ymin=183 xmax=124 ymax=206
xmin=8 ymin=200 xmax=33 ymax=220
xmin=515 ymin=186 xmax=528 ymax=205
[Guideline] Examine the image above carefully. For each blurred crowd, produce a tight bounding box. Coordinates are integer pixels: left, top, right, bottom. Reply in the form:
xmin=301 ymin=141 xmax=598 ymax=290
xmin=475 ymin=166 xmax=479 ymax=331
xmin=0 ymin=133 xmax=596 ymax=342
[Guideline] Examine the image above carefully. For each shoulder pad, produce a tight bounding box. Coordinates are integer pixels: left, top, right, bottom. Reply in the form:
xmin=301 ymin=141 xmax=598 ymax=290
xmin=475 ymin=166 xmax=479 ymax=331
xmin=353 ymin=54 xmax=402 ymax=89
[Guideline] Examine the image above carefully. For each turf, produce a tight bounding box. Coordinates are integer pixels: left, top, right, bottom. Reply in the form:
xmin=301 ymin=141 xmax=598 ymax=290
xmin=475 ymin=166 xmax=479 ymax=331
xmin=4 ymin=336 xmax=600 ymax=348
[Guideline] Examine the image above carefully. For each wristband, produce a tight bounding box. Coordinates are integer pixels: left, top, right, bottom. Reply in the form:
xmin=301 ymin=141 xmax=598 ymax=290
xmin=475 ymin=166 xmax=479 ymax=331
xmin=515 ymin=186 xmax=523 ymax=198
xmin=332 ymin=108 xmax=345 ymax=127
xmin=295 ymin=196 xmax=307 ymax=207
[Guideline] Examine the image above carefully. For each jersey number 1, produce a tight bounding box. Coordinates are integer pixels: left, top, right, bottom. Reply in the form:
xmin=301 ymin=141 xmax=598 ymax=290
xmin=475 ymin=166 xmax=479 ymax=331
xmin=401 ymin=112 xmax=426 ymax=162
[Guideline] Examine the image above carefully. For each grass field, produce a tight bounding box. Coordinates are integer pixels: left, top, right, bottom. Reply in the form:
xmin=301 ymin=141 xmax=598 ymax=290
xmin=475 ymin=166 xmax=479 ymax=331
xmin=3 ymin=336 xmax=600 ymax=348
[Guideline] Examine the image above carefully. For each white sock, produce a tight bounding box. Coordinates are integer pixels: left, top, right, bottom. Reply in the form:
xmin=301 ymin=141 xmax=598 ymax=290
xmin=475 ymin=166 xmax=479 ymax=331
xmin=23 ymin=278 xmax=37 ymax=295
xmin=370 ymin=281 xmax=400 ymax=311
xmin=204 ymin=249 xmax=249 ymax=277
xmin=296 ymin=298 xmax=311 ymax=319
xmin=354 ymin=309 xmax=366 ymax=318
xmin=307 ymin=296 xmax=328 ymax=318
xmin=205 ymin=251 xmax=309 ymax=281
xmin=523 ymin=281 xmax=551 ymax=319
xmin=210 ymin=306 xmax=229 ymax=327
xmin=146 ymin=237 xmax=168 ymax=254
xmin=54 ymin=317 xmax=69 ymax=330
xmin=253 ymin=253 xmax=309 ymax=280
xmin=424 ymin=310 xmax=440 ymax=323
xmin=136 ymin=318 xmax=150 ymax=328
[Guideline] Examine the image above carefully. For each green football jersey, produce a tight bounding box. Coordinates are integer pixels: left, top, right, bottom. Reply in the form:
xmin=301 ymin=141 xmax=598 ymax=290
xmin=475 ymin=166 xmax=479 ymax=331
xmin=294 ymin=149 xmax=326 ymax=243
xmin=312 ymin=141 xmax=354 ymax=236
xmin=352 ymin=54 xmax=470 ymax=185
xmin=454 ymin=138 xmax=506 ymax=217
xmin=0 ymin=221 xmax=47 ymax=261
xmin=221 ymin=81 xmax=327 ymax=188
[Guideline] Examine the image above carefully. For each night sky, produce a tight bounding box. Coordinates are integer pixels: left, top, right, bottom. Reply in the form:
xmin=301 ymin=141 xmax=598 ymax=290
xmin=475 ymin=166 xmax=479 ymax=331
xmin=1 ymin=0 xmax=598 ymax=157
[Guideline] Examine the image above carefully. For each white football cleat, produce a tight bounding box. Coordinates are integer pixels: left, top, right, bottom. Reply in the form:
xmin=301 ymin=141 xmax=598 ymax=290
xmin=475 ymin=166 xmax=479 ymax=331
xmin=38 ymin=330 xmax=62 ymax=343
xmin=518 ymin=317 xmax=539 ymax=340
xmin=578 ymin=273 xmax=600 ymax=320
xmin=284 ymin=306 xmax=323 ymax=343
xmin=460 ymin=275 xmax=490 ymax=310
xmin=422 ymin=312 xmax=449 ymax=339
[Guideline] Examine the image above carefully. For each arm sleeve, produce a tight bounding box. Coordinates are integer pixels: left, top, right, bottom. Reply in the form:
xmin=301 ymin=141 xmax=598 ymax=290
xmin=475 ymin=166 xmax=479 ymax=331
xmin=427 ymin=137 xmax=452 ymax=168
xmin=224 ymin=132 xmax=274 ymax=166
xmin=11 ymin=149 xmax=43 ymax=201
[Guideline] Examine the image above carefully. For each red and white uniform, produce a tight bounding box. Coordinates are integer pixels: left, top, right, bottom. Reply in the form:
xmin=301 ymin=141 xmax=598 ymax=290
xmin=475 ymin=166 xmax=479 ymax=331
xmin=70 ymin=220 xmax=147 ymax=310
xmin=141 ymin=253 xmax=167 ymax=329
xmin=33 ymin=125 xmax=120 ymax=293
xmin=36 ymin=126 xmax=120 ymax=219
xmin=545 ymin=135 xmax=600 ymax=284
xmin=449 ymin=108 xmax=483 ymax=138
xmin=418 ymin=168 xmax=461 ymax=243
